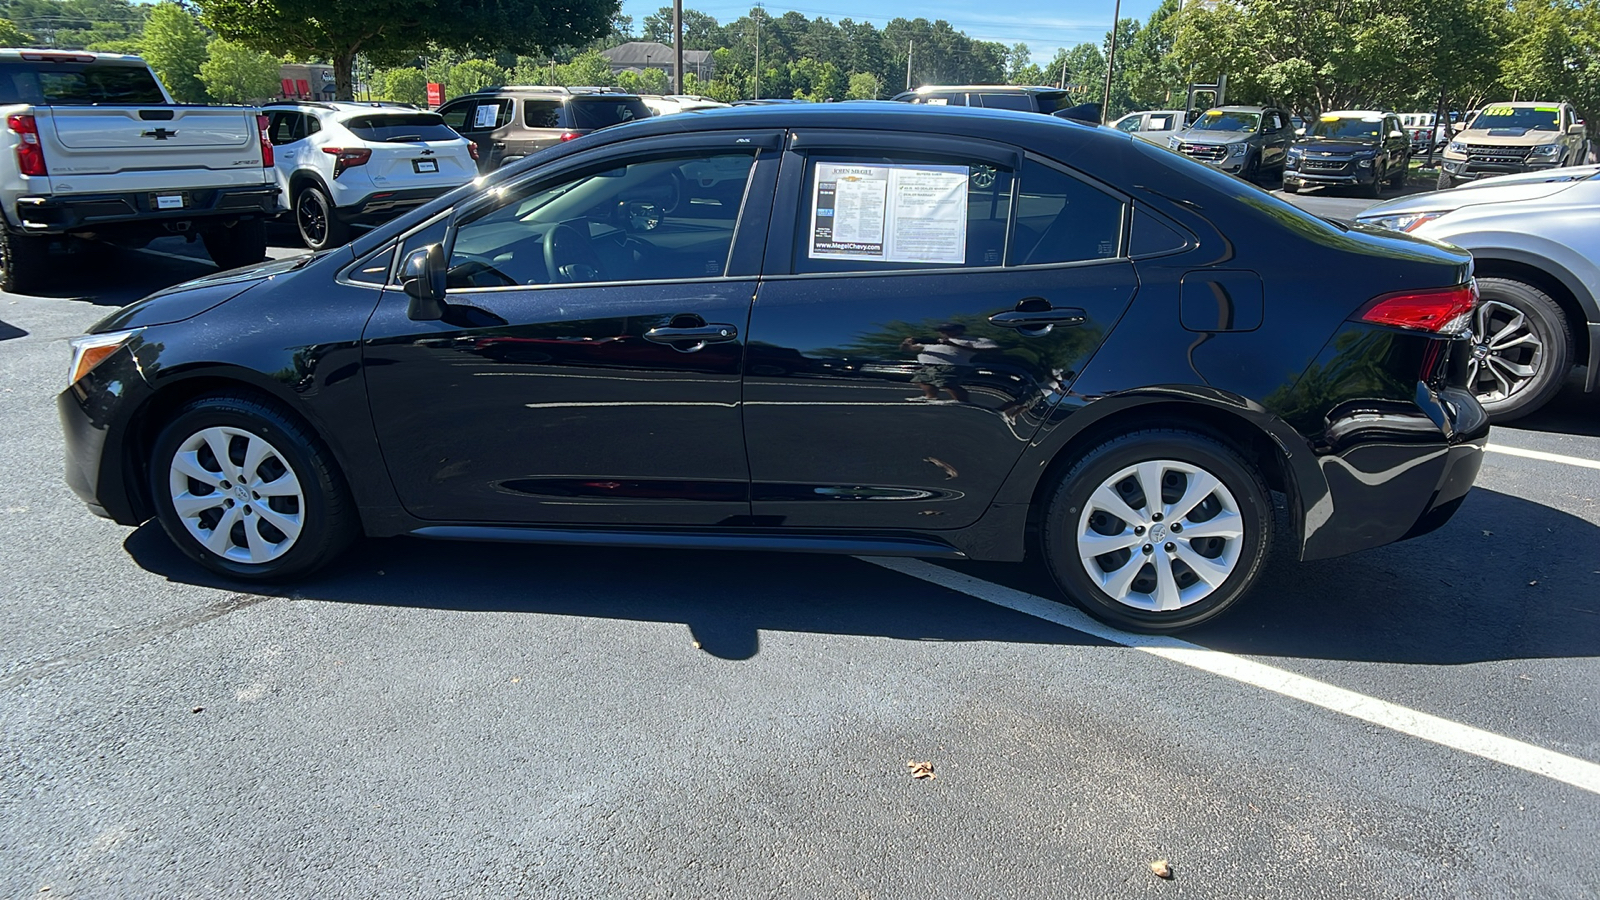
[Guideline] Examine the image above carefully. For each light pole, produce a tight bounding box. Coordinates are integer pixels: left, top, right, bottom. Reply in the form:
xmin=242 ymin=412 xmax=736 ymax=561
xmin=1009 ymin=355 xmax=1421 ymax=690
xmin=1100 ymin=0 xmax=1122 ymax=124
xmin=673 ymin=0 xmax=684 ymax=94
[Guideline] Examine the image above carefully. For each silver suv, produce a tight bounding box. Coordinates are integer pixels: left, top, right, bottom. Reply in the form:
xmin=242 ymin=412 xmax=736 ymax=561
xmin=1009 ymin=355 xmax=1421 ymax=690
xmin=437 ymin=86 xmax=650 ymax=172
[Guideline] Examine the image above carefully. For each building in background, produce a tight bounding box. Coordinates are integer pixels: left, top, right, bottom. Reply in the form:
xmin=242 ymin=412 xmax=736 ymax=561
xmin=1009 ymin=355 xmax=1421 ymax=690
xmin=598 ymin=42 xmax=713 ymax=82
xmin=278 ymin=63 xmax=335 ymax=101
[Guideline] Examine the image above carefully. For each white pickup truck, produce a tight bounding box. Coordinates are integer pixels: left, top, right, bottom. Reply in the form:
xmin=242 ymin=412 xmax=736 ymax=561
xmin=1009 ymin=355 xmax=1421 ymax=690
xmin=0 ymin=49 xmax=279 ymax=292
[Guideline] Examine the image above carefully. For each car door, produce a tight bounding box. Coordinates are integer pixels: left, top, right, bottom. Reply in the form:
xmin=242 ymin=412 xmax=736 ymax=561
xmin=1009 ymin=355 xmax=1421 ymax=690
xmin=1384 ymin=115 xmax=1408 ymax=169
xmin=1260 ymin=110 xmax=1289 ymax=168
xmin=439 ymin=97 xmax=513 ymax=172
xmin=742 ymin=132 xmax=1139 ymax=529
xmin=360 ymin=130 xmax=783 ymax=525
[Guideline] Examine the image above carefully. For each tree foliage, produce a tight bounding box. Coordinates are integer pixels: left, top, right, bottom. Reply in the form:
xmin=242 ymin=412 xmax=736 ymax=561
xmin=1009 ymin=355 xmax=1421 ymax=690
xmin=376 ymin=66 xmax=428 ymax=105
xmin=199 ymin=38 xmax=280 ymax=103
xmin=140 ymin=2 xmax=209 ymax=102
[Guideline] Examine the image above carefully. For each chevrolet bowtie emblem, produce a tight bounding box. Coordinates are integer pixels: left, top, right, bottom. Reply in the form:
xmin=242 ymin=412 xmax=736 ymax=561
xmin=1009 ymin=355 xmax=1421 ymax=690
xmin=142 ymin=128 xmax=178 ymax=140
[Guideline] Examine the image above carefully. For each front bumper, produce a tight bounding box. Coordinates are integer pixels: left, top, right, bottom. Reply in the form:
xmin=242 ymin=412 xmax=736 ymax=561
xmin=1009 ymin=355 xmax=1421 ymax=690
xmin=59 ymin=343 xmax=154 ymax=525
xmin=1440 ymin=154 xmax=1566 ymax=180
xmin=1284 ymin=167 xmax=1377 ymax=187
xmin=334 ymin=186 xmax=456 ymax=224
xmin=16 ymin=185 xmax=279 ymax=234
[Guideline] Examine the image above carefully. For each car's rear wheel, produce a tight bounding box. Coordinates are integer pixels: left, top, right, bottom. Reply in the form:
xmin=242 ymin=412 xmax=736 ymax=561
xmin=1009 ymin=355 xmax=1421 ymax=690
xmin=1042 ymin=429 xmax=1273 ymax=633
xmin=0 ymin=228 xmax=51 ymax=294
xmin=201 ymin=219 xmax=267 ymax=271
xmin=1467 ymin=277 xmax=1572 ymax=422
xmin=150 ymin=393 xmax=356 ymax=581
xmin=294 ymin=184 xmax=349 ymax=251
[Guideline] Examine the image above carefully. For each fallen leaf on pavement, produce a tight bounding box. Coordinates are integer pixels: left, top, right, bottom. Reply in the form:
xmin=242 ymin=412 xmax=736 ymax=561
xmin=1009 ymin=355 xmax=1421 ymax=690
xmin=191 ymin=706 xmax=203 ymax=714
xmin=906 ymin=759 xmax=935 ymax=779
xmin=1150 ymin=859 xmax=1173 ymax=879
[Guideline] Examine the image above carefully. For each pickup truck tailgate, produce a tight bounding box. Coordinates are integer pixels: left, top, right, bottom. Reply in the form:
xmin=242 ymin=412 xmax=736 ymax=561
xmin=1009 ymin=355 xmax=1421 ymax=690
xmin=41 ymin=107 xmax=263 ymax=180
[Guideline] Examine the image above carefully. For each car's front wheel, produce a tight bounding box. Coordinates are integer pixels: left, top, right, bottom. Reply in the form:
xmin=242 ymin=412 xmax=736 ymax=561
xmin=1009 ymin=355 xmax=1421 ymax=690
xmin=150 ymin=393 xmax=356 ymax=580
xmin=1043 ymin=429 xmax=1273 ymax=633
xmin=294 ymin=184 xmax=349 ymax=251
xmin=1466 ymin=277 xmax=1572 ymax=422
xmin=1437 ymin=171 xmax=1457 ymax=190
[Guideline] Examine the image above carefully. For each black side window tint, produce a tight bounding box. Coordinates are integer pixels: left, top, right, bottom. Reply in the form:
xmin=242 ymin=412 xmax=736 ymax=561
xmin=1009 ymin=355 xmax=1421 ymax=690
xmin=1011 ymin=163 xmax=1124 ymax=265
xmin=437 ymin=103 xmax=471 ymax=129
xmin=1129 ymin=208 xmax=1190 ymax=257
xmin=524 ymin=100 xmax=561 ymax=128
xmin=795 ymin=155 xmax=1013 ymax=274
xmin=393 ymin=217 xmax=451 ymax=285
xmin=348 ymin=242 xmax=396 ymax=284
xmin=978 ymin=93 xmax=1033 ymax=112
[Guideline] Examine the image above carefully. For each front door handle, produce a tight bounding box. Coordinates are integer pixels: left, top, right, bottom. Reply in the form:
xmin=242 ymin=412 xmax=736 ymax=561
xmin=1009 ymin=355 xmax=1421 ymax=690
xmin=644 ymin=321 xmax=740 ymax=352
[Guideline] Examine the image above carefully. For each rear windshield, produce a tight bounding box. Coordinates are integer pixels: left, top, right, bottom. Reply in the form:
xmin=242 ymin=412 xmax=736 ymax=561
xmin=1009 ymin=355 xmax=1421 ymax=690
xmin=345 ymin=113 xmax=460 ymax=143
xmin=0 ymin=61 xmax=165 ymax=105
xmin=568 ymin=97 xmax=649 ymax=130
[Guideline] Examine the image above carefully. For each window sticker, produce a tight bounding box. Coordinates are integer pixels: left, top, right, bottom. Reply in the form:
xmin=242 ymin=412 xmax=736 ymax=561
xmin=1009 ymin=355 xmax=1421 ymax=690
xmin=473 ymin=103 xmax=500 ymax=129
xmin=809 ymin=162 xmax=969 ymax=264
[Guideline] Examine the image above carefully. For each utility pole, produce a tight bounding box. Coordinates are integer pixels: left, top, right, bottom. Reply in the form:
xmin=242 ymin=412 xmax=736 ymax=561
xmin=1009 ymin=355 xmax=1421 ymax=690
xmin=906 ymin=38 xmax=914 ymax=91
xmin=673 ymin=0 xmax=684 ymax=94
xmin=1100 ymin=0 xmax=1123 ymax=124
xmin=753 ymin=4 xmax=763 ymax=100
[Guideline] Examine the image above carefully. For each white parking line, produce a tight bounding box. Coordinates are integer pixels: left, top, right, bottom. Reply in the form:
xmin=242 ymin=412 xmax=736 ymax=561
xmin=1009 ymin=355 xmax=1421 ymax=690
xmin=861 ymin=557 xmax=1600 ymax=796
xmin=130 ymin=246 xmax=217 ymax=267
xmin=1487 ymin=443 xmax=1600 ymax=471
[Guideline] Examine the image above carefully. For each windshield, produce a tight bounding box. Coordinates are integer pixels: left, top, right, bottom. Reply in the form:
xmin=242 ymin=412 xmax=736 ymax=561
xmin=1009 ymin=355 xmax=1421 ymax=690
xmin=1192 ymin=111 xmax=1259 ymax=133
xmin=568 ymin=97 xmax=649 ymax=130
xmin=1309 ymin=116 xmax=1381 ymax=140
xmin=345 ymin=114 xmax=461 ymax=143
xmin=0 ymin=61 xmax=165 ymax=105
xmin=1471 ymin=106 xmax=1559 ymax=132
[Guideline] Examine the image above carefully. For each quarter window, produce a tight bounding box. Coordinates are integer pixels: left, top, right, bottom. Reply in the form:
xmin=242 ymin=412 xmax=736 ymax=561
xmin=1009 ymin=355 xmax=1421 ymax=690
xmin=445 ymin=150 xmax=757 ymax=289
xmin=1010 ymin=162 xmax=1124 ymax=266
xmin=977 ymin=93 xmax=1033 ymax=112
xmin=524 ymin=100 xmax=562 ymax=128
xmin=793 ymin=154 xmax=1014 ymax=274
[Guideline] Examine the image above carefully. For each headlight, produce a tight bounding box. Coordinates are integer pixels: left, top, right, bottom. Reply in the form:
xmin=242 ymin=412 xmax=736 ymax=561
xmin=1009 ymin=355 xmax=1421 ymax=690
xmin=1168 ymin=136 xmax=1180 ymax=150
xmin=1447 ymin=141 xmax=1466 ymax=154
xmin=68 ymin=330 xmax=140 ymax=387
xmin=1287 ymin=147 xmax=1303 ymax=159
xmin=1529 ymin=143 xmax=1562 ymax=158
xmin=1230 ymin=143 xmax=1247 ymax=157
xmin=1355 ymin=211 xmax=1447 ymax=233
xmin=1358 ymin=157 xmax=1374 ymax=167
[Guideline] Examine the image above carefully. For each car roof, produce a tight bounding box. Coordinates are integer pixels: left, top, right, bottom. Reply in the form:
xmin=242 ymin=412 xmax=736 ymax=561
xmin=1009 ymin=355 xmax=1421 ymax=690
xmin=1321 ymin=110 xmax=1390 ymax=118
xmin=1208 ymin=105 xmax=1271 ymax=113
xmin=266 ymin=100 xmax=436 ymax=118
xmin=901 ymin=84 xmax=1064 ymax=94
xmin=461 ymin=86 xmax=643 ymax=99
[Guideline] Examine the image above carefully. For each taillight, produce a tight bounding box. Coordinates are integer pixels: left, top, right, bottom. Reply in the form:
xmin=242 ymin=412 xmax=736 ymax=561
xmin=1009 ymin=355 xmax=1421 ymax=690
xmin=256 ymin=114 xmax=273 ymax=167
xmin=559 ymin=131 xmax=579 ymax=142
xmin=8 ymin=114 xmax=46 ymax=177
xmin=322 ymin=146 xmax=372 ymax=177
xmin=466 ymin=142 xmax=479 ymax=161
xmin=1358 ymin=282 xmax=1477 ymax=333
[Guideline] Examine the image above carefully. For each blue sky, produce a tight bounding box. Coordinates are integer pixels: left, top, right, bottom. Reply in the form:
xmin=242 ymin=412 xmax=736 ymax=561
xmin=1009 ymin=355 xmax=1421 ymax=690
xmin=618 ymin=0 xmax=1163 ymax=65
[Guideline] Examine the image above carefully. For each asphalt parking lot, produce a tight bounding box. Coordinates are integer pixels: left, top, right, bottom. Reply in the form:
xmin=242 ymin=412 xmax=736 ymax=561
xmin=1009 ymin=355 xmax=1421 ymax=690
xmin=3 ymin=218 xmax=1598 ymax=898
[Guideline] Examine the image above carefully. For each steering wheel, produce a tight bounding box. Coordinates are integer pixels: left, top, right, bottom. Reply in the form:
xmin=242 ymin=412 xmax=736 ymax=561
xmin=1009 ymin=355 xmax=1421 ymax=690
xmin=446 ymin=253 xmax=518 ymax=288
xmin=543 ymin=222 xmax=606 ymax=284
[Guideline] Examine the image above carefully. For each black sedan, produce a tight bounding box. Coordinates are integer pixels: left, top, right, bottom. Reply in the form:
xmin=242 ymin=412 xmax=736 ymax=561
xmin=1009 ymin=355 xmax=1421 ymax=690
xmin=60 ymin=104 xmax=1487 ymax=633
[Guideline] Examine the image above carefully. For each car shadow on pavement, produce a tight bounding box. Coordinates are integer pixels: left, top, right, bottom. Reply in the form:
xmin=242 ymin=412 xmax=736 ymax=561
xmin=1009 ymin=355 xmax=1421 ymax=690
xmin=124 ymin=487 xmax=1597 ymax=665
xmin=0 ymin=320 xmax=25 ymax=341
xmin=1498 ymin=372 xmax=1600 ymax=438
xmin=18 ymin=242 xmax=215 ymax=307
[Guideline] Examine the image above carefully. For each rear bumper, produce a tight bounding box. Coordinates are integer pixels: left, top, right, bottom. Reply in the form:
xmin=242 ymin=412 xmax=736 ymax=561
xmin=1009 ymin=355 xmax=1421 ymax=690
xmin=334 ymin=186 xmax=455 ymax=224
xmin=16 ymin=185 xmax=279 ymax=234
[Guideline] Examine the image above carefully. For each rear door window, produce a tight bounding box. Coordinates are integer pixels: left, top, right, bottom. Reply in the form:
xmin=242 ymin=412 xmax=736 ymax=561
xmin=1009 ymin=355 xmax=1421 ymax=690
xmin=566 ymin=97 xmax=649 ymax=130
xmin=524 ymin=100 xmax=562 ymax=128
xmin=440 ymin=98 xmax=512 ymax=132
xmin=1010 ymin=162 xmax=1125 ymax=266
xmin=913 ymin=92 xmax=965 ymax=107
xmin=345 ymin=113 xmax=461 ymax=143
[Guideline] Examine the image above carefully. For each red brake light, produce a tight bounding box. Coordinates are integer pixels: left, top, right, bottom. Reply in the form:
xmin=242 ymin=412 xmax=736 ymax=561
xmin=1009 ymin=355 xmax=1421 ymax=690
xmin=8 ymin=114 xmax=46 ymax=177
xmin=256 ymin=114 xmax=273 ymax=167
xmin=1358 ymin=282 xmax=1477 ymax=333
xmin=466 ymin=142 xmax=479 ymax=161
xmin=559 ymin=131 xmax=579 ymax=142
xmin=322 ymin=146 xmax=372 ymax=177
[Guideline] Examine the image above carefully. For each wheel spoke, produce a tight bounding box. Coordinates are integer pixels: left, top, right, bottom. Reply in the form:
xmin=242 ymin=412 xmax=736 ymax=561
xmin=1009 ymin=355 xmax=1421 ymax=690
xmin=1174 ymin=542 xmax=1232 ymax=586
xmin=1151 ymin=551 xmax=1181 ymax=611
xmin=1487 ymin=354 xmax=1535 ymax=379
xmin=172 ymin=491 xmax=225 ymax=519
xmin=171 ymin=452 xmax=224 ymax=488
xmin=253 ymin=503 xmax=303 ymax=543
xmin=1177 ymin=511 xmax=1243 ymax=540
xmin=240 ymin=435 xmax=273 ymax=485
xmin=1487 ymin=360 xmax=1514 ymax=395
xmin=1088 ymin=484 xmax=1143 ymax=527
xmin=1487 ymin=312 xmax=1526 ymax=347
xmin=1134 ymin=461 xmax=1165 ymax=520
xmin=1465 ymin=358 xmax=1480 ymax=388
xmin=203 ymin=505 xmax=242 ymax=555
xmin=1167 ymin=469 xmax=1220 ymax=522
xmin=254 ymin=474 xmax=301 ymax=498
xmin=243 ymin=516 xmax=275 ymax=563
xmin=1078 ymin=528 xmax=1142 ymax=561
xmin=1489 ymin=332 xmax=1539 ymax=352
xmin=1101 ymin=553 xmax=1145 ymax=601
xmin=200 ymin=428 xmax=242 ymax=483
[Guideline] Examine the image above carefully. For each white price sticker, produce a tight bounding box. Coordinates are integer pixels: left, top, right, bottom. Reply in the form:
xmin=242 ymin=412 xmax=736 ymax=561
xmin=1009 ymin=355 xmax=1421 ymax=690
xmin=473 ymin=103 xmax=499 ymax=129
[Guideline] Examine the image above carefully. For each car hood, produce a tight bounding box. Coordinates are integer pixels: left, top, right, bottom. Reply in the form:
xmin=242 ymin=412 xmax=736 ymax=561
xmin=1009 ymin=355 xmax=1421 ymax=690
xmin=91 ymin=252 xmax=323 ymax=333
xmin=1293 ymin=138 xmax=1377 ymax=153
xmin=1357 ymin=167 xmax=1598 ymax=220
xmin=1455 ymin=129 xmax=1565 ymax=146
xmin=1174 ymin=131 xmax=1252 ymax=145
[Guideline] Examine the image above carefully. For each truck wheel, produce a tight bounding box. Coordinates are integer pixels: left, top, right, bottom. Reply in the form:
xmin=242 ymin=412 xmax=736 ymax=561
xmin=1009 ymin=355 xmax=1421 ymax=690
xmin=0 ymin=228 xmax=51 ymax=294
xmin=1436 ymin=171 xmax=1457 ymax=191
xmin=1467 ymin=277 xmax=1573 ymax=423
xmin=294 ymin=185 xmax=349 ymax=251
xmin=201 ymin=219 xmax=267 ymax=271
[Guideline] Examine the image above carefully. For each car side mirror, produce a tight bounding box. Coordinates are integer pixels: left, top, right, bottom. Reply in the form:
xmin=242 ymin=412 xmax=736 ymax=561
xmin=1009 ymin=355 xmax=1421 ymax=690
xmin=401 ymin=244 xmax=448 ymax=321
xmin=1390 ymin=130 xmax=1406 ymax=139
xmin=1569 ymin=123 xmax=1586 ymax=135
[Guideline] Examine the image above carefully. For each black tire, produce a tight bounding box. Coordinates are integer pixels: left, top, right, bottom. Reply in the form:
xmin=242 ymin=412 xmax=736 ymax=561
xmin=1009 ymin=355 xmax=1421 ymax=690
xmin=1281 ymin=181 xmax=1299 ymax=194
xmin=1241 ymin=152 xmax=1260 ymax=183
xmin=0 ymin=228 xmax=51 ymax=294
xmin=1362 ymin=172 xmax=1383 ymax=198
xmin=1042 ymin=429 xmax=1273 ymax=633
xmin=1436 ymin=171 xmax=1457 ymax=191
xmin=1388 ymin=157 xmax=1408 ymax=187
xmin=149 ymin=393 xmax=357 ymax=581
xmin=201 ymin=218 xmax=267 ymax=270
xmin=294 ymin=184 xmax=349 ymax=251
xmin=1468 ymin=277 xmax=1573 ymax=423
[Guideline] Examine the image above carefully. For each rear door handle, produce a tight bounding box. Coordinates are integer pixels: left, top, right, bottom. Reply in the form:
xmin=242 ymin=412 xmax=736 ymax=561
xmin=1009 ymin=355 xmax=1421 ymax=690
xmin=988 ymin=308 xmax=1087 ymax=329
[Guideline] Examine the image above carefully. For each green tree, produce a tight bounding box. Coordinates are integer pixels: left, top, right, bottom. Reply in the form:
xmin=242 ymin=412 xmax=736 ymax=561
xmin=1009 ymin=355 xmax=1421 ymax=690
xmin=553 ymin=50 xmax=612 ymax=87
xmin=1501 ymin=0 xmax=1600 ymax=116
xmin=377 ymin=66 xmax=429 ymax=105
xmin=140 ymin=2 xmax=209 ymax=102
xmin=641 ymin=6 xmax=722 ymax=49
xmin=615 ymin=67 xmax=669 ymax=94
xmin=845 ymin=71 xmax=880 ymax=100
xmin=447 ymin=59 xmax=505 ymax=96
xmin=199 ymin=38 xmax=280 ymax=103
xmin=0 ymin=17 xmax=32 ymax=45
xmin=197 ymin=0 xmax=616 ymax=101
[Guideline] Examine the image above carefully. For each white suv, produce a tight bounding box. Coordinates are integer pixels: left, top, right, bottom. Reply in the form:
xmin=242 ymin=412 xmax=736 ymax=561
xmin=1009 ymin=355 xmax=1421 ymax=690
xmin=263 ymin=101 xmax=478 ymax=250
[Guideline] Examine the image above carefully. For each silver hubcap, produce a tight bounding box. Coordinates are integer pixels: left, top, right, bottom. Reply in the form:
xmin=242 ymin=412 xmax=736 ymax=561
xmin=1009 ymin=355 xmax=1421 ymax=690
xmin=1467 ymin=298 xmax=1543 ymax=403
xmin=1076 ymin=459 xmax=1244 ymax=612
xmin=168 ymin=426 xmax=305 ymax=565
